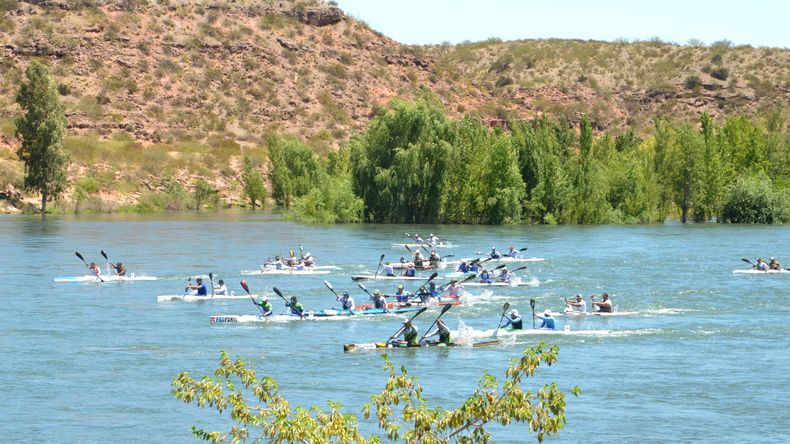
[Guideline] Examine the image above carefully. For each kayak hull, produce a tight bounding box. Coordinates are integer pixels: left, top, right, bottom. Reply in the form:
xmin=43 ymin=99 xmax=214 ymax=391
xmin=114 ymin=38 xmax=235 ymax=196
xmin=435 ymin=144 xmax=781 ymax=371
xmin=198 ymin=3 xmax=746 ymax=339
xmin=344 ymin=340 xmax=500 ymax=352
xmin=732 ymin=269 xmax=788 ymax=274
xmin=210 ymin=306 xmax=427 ymax=324
xmin=240 ymin=269 xmax=331 ymax=276
xmin=157 ymin=294 xmax=253 ymax=302
xmin=54 ymin=275 xmax=157 ymax=283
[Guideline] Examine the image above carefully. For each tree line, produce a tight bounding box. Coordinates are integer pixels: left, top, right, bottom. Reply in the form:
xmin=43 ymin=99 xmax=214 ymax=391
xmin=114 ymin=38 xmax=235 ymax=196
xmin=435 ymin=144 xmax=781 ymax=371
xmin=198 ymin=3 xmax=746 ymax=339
xmin=270 ymin=95 xmax=789 ymax=224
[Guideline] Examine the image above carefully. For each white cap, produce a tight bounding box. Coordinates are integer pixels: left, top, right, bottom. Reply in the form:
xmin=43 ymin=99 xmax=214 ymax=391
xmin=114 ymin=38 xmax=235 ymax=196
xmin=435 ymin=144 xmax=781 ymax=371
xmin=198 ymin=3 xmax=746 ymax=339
xmin=543 ymin=310 xmax=551 ymax=316
xmin=261 ymin=295 xmax=268 ymax=301
xmin=510 ymin=309 xmax=519 ymax=316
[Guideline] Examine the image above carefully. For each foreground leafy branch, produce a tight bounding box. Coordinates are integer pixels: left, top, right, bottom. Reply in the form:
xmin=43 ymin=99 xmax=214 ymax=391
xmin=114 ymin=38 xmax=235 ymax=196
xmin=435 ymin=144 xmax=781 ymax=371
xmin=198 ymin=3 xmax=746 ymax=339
xmin=172 ymin=344 xmax=579 ymax=443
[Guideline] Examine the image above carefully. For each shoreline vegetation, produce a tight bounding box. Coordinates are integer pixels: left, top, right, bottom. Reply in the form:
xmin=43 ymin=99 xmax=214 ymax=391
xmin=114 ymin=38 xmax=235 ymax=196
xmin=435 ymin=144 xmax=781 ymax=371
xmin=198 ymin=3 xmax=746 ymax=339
xmin=3 ymin=91 xmax=789 ymax=224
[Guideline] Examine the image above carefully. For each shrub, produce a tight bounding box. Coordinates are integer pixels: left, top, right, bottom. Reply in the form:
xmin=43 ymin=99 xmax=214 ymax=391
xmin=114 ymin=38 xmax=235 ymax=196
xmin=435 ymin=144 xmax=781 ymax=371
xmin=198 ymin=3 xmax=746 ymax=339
xmin=710 ymin=67 xmax=729 ymax=81
xmin=292 ymin=176 xmax=363 ymax=223
xmin=720 ymin=173 xmax=789 ymax=223
xmin=495 ymin=76 xmax=514 ymax=88
xmin=684 ymin=75 xmax=703 ymax=91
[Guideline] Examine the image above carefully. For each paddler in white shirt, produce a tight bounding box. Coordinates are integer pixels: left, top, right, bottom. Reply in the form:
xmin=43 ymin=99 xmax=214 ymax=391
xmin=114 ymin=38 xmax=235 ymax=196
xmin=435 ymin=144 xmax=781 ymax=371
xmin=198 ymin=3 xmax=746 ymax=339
xmin=564 ymin=294 xmax=586 ymax=313
xmin=445 ymin=280 xmax=464 ymax=299
xmin=381 ymin=262 xmax=395 ymax=277
xmin=213 ymin=279 xmax=227 ymax=295
xmin=338 ymin=291 xmax=355 ymax=314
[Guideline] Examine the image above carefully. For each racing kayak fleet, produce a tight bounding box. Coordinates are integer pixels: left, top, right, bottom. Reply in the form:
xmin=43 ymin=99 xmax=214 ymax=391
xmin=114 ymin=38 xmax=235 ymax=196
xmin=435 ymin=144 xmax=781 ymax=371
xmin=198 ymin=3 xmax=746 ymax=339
xmin=60 ymin=243 xmax=783 ymax=352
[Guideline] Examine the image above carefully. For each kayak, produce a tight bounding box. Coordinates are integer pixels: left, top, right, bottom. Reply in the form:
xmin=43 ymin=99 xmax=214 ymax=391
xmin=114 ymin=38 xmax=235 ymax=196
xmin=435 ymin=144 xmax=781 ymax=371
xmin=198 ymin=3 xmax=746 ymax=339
xmin=351 ymin=274 xmax=441 ymax=281
xmin=390 ymin=263 xmax=442 ymax=270
xmin=392 ymin=242 xmax=456 ymax=249
xmin=157 ymin=293 xmax=254 ymax=302
xmin=444 ymin=257 xmax=545 ymax=265
xmin=343 ymin=339 xmax=501 ymax=352
xmin=355 ymin=298 xmax=461 ymax=311
xmin=240 ymin=269 xmax=331 ymax=276
xmin=54 ymin=274 xmax=157 ymax=283
xmin=209 ymin=305 xmax=426 ymax=324
xmin=547 ymin=310 xmax=638 ymax=317
xmin=732 ymin=269 xmax=789 ymax=274
xmin=462 ymin=281 xmax=532 ymax=287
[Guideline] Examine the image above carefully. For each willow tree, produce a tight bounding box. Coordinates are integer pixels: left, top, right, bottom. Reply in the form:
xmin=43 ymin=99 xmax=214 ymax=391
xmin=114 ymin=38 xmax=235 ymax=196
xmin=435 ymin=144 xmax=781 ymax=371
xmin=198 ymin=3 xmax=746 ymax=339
xmin=15 ymin=61 xmax=68 ymax=214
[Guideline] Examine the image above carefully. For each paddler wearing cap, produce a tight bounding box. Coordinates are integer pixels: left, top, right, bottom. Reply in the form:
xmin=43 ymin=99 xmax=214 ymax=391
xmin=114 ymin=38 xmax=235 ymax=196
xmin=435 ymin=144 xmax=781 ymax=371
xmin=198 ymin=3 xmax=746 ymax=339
xmin=564 ymin=294 xmax=586 ymax=313
xmin=370 ymin=289 xmax=388 ymax=310
xmin=445 ymin=279 xmax=464 ymax=298
xmin=287 ymin=296 xmax=305 ymax=317
xmin=393 ymin=284 xmax=411 ymax=303
xmin=479 ymin=267 xmax=492 ymax=284
xmin=402 ymin=262 xmax=417 ymax=277
xmin=504 ymin=246 xmax=518 ymax=258
xmin=501 ymin=309 xmax=523 ymax=330
xmin=422 ymin=319 xmax=451 ymax=345
xmin=255 ymin=295 xmax=273 ymax=317
xmin=533 ymin=310 xmax=556 ymax=330
xmin=393 ymin=318 xmax=419 ymax=346
xmin=497 ymin=266 xmax=512 ymax=283
xmin=768 ymin=257 xmax=782 ymax=270
xmin=337 ymin=290 xmax=355 ymax=314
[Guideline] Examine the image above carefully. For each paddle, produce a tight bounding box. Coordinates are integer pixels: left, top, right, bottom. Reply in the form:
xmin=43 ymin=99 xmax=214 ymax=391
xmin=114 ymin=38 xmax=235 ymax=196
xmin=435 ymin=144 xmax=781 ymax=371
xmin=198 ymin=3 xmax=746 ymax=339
xmin=274 ymin=287 xmax=304 ymax=319
xmin=383 ymin=307 xmax=428 ymax=344
xmin=209 ymin=272 xmax=215 ymax=297
xmin=100 ymin=250 xmax=113 ymax=273
xmin=323 ymin=280 xmax=340 ymax=298
xmin=494 ymin=302 xmax=511 ymax=337
xmin=442 ymin=272 xmax=477 ymax=289
xmin=75 ymin=251 xmax=104 ymax=282
xmin=530 ymin=299 xmax=536 ymax=328
xmin=373 ymin=253 xmax=386 ymax=279
xmin=240 ymin=280 xmax=263 ymax=315
xmin=357 ymin=281 xmax=373 ymax=297
xmin=418 ymin=304 xmax=453 ymax=343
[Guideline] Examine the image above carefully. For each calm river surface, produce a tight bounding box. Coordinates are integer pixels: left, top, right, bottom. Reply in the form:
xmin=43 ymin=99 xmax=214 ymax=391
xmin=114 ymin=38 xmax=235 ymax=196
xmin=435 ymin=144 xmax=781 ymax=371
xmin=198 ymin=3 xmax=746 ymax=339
xmin=1 ymin=213 xmax=788 ymax=443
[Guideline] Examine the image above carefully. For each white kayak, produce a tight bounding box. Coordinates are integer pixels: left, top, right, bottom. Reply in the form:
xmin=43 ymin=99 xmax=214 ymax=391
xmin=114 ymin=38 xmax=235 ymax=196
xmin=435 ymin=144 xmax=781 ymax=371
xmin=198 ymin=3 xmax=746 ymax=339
xmin=462 ymin=281 xmax=532 ymax=287
xmin=351 ymin=274 xmax=440 ymax=281
xmin=240 ymin=268 xmax=331 ymax=276
xmin=392 ymin=242 xmax=456 ymax=249
xmin=210 ymin=314 xmax=307 ymax=323
xmin=444 ymin=257 xmax=545 ymax=265
xmin=157 ymin=293 xmax=255 ymax=302
xmin=460 ymin=326 xmax=611 ymax=338
xmin=54 ymin=274 xmax=157 ymax=283
xmin=547 ymin=310 xmax=638 ymax=317
xmin=732 ymin=269 xmax=789 ymax=274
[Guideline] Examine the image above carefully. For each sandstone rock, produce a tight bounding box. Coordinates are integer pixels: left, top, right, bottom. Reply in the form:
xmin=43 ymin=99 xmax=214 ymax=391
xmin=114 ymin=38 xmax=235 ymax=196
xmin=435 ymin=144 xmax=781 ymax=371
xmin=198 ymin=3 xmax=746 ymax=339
xmin=288 ymin=6 xmax=344 ymax=27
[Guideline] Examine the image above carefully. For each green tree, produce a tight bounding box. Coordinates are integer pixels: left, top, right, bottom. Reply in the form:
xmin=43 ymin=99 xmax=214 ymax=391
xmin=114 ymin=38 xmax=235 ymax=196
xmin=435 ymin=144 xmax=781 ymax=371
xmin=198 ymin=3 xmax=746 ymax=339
xmin=292 ymin=175 xmax=364 ymax=224
xmin=267 ymin=136 xmax=323 ymax=208
xmin=173 ymin=345 xmax=579 ymax=443
xmin=192 ymin=178 xmax=215 ymax=210
xmin=720 ymin=172 xmax=790 ymax=223
xmin=241 ymin=156 xmax=266 ymax=209
xmin=15 ymin=61 xmax=69 ymax=214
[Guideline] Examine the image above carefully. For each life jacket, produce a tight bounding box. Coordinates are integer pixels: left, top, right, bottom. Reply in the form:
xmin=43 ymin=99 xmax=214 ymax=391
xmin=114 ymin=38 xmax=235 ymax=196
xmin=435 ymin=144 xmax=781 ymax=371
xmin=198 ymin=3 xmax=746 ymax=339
xmin=510 ymin=317 xmax=523 ymax=329
xmin=290 ymin=302 xmax=304 ymax=315
xmin=439 ymin=327 xmax=451 ymax=344
xmin=260 ymin=301 xmax=273 ymax=314
xmin=403 ymin=326 xmax=418 ymax=345
xmin=374 ymin=297 xmax=385 ymax=309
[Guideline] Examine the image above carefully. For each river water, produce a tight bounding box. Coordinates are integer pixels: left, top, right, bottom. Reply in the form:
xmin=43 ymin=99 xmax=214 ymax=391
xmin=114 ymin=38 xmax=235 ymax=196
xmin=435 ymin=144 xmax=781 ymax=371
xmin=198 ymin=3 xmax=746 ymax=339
xmin=1 ymin=213 xmax=788 ymax=443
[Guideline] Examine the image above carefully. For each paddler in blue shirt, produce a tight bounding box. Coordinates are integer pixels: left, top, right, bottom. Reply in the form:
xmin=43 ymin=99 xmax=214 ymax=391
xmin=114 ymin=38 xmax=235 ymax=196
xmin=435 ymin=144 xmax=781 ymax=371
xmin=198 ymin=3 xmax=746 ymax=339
xmin=456 ymin=261 xmax=469 ymax=273
xmin=255 ymin=295 xmax=273 ymax=317
xmin=186 ymin=277 xmax=208 ymax=296
xmin=479 ymin=267 xmax=492 ymax=283
xmin=534 ymin=310 xmax=556 ymax=330
xmin=287 ymin=296 xmax=305 ymax=318
xmin=394 ymin=284 xmax=411 ymax=303
xmin=403 ymin=263 xmax=417 ymax=277
xmin=501 ymin=309 xmax=522 ymax=330
xmin=498 ymin=267 xmax=512 ymax=283
xmin=422 ymin=319 xmax=451 ymax=345
xmin=468 ymin=260 xmax=479 ymax=273
xmin=338 ymin=291 xmax=355 ymax=314
xmin=416 ymin=282 xmax=438 ymax=303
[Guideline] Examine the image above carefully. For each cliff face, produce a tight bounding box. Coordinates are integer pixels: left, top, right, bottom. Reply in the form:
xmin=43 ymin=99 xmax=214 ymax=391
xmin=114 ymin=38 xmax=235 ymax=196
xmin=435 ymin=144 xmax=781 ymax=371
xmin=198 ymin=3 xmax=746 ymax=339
xmin=2 ymin=0 xmax=789 ymax=151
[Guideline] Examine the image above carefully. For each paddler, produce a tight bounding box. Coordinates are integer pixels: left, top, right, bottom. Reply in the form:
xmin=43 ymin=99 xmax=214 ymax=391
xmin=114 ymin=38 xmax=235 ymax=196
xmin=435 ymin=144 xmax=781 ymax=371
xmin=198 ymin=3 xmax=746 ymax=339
xmin=504 ymin=246 xmax=518 ymax=258
xmin=564 ymin=294 xmax=586 ymax=313
xmin=428 ymin=250 xmax=441 ymax=268
xmin=489 ymin=246 xmax=501 ymax=259
xmin=445 ymin=280 xmax=464 ymax=298
xmin=456 ymin=261 xmax=470 ymax=273
xmin=110 ymin=262 xmax=126 ymax=276
xmin=393 ymin=284 xmax=411 ymax=303
xmin=534 ymin=310 xmax=556 ymax=330
xmin=591 ymin=293 xmax=613 ymax=313
xmin=413 ymin=251 xmax=425 ymax=268
xmin=402 ymin=262 xmax=417 ymax=277
xmin=213 ymin=279 xmax=227 ymax=295
xmin=371 ymin=289 xmax=388 ymax=310
xmin=479 ymin=267 xmax=492 ymax=284
xmin=427 ymin=233 xmax=439 ymax=247
xmin=338 ymin=291 xmax=356 ymax=314
xmin=422 ymin=319 xmax=451 ymax=345
xmin=498 ymin=267 xmax=512 ymax=283
xmin=287 ymin=296 xmax=305 ymax=318
xmin=768 ymin=257 xmax=782 ymax=270
xmin=272 ymin=256 xmax=284 ymax=271
xmin=382 ymin=262 xmax=395 ymax=277
xmin=255 ymin=295 xmax=273 ymax=317
xmin=186 ymin=277 xmax=208 ymax=296
xmin=468 ymin=260 xmax=479 ymax=273
xmin=88 ymin=262 xmax=102 ymax=277
xmin=303 ymin=252 xmax=315 ymax=268
xmin=416 ymin=282 xmax=438 ymax=303
xmin=754 ymin=258 xmax=768 ymax=271
xmin=501 ymin=309 xmax=523 ymax=330
xmin=393 ymin=319 xmax=419 ymax=346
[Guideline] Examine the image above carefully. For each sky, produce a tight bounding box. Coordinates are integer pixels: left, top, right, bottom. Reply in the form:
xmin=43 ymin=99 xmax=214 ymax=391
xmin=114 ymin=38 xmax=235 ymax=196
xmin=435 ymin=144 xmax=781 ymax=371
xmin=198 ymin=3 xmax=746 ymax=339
xmin=335 ymin=0 xmax=789 ymax=49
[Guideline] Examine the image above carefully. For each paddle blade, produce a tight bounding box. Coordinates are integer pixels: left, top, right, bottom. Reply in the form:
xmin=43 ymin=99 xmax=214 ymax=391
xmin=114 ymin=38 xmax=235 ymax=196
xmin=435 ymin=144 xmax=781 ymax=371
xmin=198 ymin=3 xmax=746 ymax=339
xmin=514 ymin=266 xmax=527 ymax=272
xmin=240 ymin=280 xmax=251 ymax=295
xmin=379 ymin=254 xmax=386 ymax=261
xmin=740 ymin=257 xmax=752 ymax=263
xmin=529 ymin=299 xmax=536 ymax=309
xmin=440 ymin=304 xmax=452 ymax=314
xmin=519 ymin=247 xmax=528 ymax=252
xmin=428 ymin=272 xmax=438 ymax=281
xmin=414 ymin=307 xmax=428 ymax=317
xmin=75 ymin=251 xmax=85 ymax=262
xmin=495 ymin=264 xmax=506 ymax=270
xmin=404 ymin=244 xmax=412 ymax=253
xmin=503 ymin=302 xmax=510 ymax=312
xmin=324 ymin=280 xmax=333 ymax=290
xmin=462 ymin=273 xmax=477 ymax=282
xmin=357 ymin=282 xmax=368 ymax=291
xmin=209 ymin=272 xmax=214 ymax=281
xmin=273 ymin=287 xmax=284 ymax=298
xmin=101 ymin=250 xmax=108 ymax=260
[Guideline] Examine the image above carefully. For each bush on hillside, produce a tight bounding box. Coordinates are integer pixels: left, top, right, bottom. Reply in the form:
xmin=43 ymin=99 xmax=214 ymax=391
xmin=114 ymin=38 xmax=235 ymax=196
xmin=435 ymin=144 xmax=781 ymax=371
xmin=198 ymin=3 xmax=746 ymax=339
xmin=710 ymin=67 xmax=729 ymax=81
